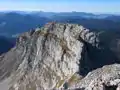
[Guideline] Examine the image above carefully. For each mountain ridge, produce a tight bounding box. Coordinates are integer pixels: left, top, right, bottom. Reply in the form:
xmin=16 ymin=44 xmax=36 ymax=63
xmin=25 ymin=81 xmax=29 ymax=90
xmin=0 ymin=12 xmax=120 ymax=37
xmin=0 ymin=23 xmax=120 ymax=90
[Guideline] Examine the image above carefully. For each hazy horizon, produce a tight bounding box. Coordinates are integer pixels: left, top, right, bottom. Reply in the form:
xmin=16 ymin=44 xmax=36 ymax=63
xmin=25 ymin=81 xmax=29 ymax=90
xmin=0 ymin=0 xmax=120 ymax=14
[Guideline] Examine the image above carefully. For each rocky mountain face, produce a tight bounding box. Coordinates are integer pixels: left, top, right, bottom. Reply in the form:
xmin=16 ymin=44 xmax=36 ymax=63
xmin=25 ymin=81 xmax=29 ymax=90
xmin=0 ymin=23 xmax=120 ymax=90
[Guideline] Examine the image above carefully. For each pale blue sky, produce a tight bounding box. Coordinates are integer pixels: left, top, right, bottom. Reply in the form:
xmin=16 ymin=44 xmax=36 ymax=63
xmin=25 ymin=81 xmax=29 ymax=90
xmin=0 ymin=0 xmax=120 ymax=13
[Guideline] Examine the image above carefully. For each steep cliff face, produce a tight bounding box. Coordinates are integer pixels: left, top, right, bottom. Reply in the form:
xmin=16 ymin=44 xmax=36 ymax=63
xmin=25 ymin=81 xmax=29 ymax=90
xmin=0 ymin=23 xmax=119 ymax=90
xmin=11 ymin=23 xmax=85 ymax=90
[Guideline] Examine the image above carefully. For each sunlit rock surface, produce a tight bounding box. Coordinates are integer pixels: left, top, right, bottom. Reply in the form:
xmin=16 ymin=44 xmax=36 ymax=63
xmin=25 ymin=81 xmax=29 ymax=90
xmin=74 ymin=64 xmax=120 ymax=90
xmin=1 ymin=23 xmax=119 ymax=90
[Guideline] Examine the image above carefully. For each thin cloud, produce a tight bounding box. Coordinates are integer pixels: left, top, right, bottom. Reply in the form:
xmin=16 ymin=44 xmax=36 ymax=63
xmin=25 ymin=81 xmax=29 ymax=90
xmin=0 ymin=0 xmax=119 ymax=13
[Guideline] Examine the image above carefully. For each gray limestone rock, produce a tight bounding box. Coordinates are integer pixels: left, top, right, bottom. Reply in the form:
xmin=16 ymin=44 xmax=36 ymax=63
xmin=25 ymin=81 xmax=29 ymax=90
xmin=1 ymin=23 xmax=119 ymax=90
xmin=74 ymin=64 xmax=120 ymax=90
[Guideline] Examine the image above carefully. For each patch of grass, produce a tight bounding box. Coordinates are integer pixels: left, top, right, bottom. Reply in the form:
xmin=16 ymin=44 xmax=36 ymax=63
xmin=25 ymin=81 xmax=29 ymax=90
xmin=55 ymin=80 xmax=65 ymax=88
xmin=60 ymin=38 xmax=72 ymax=58
xmin=69 ymin=74 xmax=78 ymax=83
xmin=68 ymin=74 xmax=83 ymax=85
xmin=39 ymin=30 xmax=48 ymax=36
xmin=60 ymin=39 xmax=70 ymax=51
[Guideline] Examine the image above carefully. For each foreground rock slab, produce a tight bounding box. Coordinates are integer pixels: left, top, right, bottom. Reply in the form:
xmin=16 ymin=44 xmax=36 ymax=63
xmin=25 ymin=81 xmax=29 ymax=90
xmin=74 ymin=64 xmax=120 ymax=90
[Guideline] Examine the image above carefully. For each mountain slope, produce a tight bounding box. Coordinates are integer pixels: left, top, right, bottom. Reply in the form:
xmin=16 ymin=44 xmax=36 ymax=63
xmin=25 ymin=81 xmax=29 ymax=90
xmin=0 ymin=12 xmax=120 ymax=37
xmin=0 ymin=23 xmax=120 ymax=90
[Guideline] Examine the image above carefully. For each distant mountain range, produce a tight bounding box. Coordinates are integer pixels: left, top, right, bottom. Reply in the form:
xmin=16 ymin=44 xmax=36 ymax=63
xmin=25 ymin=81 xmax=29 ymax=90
xmin=1 ymin=12 xmax=120 ymax=90
xmin=0 ymin=11 xmax=120 ymax=54
xmin=0 ymin=11 xmax=120 ymax=37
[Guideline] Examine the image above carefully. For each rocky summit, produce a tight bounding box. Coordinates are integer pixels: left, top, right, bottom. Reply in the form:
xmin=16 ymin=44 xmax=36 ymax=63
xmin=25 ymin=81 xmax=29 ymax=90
xmin=0 ymin=22 xmax=120 ymax=90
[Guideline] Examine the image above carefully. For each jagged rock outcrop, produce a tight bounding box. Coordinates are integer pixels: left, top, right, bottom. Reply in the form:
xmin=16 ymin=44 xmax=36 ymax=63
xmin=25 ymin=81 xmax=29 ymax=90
xmin=74 ymin=64 xmax=120 ymax=90
xmin=0 ymin=23 xmax=99 ymax=90
xmin=0 ymin=23 xmax=120 ymax=90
